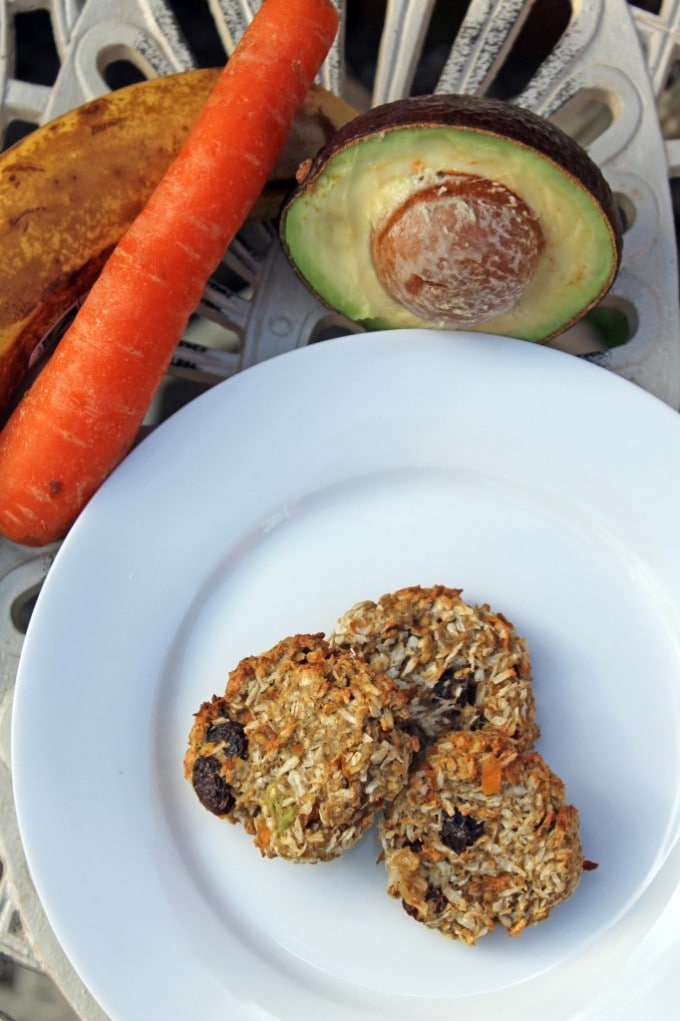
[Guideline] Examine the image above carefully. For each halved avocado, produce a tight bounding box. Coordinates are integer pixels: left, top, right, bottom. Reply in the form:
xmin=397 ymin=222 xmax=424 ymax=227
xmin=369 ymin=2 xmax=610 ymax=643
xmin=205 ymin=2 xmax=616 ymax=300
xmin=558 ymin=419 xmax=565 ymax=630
xmin=279 ymin=95 xmax=623 ymax=342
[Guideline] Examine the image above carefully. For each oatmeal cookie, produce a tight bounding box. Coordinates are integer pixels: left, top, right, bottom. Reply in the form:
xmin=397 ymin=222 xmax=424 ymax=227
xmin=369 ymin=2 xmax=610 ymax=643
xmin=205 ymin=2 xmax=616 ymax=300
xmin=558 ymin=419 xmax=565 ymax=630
xmin=379 ymin=729 xmax=584 ymax=944
xmin=329 ymin=585 xmax=538 ymax=746
xmin=184 ymin=633 xmax=416 ymax=863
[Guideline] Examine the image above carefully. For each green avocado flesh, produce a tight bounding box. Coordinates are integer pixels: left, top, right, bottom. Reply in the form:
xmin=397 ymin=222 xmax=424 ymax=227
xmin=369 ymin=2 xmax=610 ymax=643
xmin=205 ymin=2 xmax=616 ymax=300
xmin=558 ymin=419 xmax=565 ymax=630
xmin=281 ymin=125 xmax=620 ymax=342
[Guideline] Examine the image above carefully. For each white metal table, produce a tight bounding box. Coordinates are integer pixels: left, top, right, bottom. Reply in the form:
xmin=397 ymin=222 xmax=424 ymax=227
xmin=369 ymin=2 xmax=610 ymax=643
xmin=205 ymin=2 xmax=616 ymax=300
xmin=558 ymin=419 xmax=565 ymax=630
xmin=1 ymin=1 xmax=679 ymax=1017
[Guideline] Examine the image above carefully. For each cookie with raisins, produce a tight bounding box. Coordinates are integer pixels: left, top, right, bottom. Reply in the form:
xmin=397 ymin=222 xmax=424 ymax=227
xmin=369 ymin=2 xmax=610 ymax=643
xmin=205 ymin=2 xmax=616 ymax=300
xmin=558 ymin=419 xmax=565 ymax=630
xmin=329 ymin=585 xmax=539 ymax=746
xmin=184 ymin=633 xmax=416 ymax=863
xmin=379 ymin=729 xmax=585 ymax=944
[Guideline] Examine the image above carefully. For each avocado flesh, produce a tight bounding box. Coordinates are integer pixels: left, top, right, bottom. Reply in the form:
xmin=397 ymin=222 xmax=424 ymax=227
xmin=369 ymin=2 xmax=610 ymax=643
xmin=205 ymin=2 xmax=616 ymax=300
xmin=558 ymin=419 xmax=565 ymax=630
xmin=281 ymin=125 xmax=620 ymax=342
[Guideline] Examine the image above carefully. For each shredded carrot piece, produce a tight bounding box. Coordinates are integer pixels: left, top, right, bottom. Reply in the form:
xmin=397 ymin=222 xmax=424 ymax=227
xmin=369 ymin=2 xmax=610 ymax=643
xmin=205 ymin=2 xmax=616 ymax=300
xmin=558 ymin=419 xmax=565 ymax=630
xmin=422 ymin=846 xmax=445 ymax=863
xmin=255 ymin=817 xmax=272 ymax=851
xmin=481 ymin=753 xmax=503 ymax=795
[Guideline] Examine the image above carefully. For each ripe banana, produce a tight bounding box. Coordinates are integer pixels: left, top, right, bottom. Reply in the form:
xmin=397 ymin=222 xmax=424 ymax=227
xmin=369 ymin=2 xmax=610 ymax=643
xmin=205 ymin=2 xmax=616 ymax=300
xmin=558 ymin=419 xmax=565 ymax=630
xmin=0 ymin=70 xmax=356 ymax=416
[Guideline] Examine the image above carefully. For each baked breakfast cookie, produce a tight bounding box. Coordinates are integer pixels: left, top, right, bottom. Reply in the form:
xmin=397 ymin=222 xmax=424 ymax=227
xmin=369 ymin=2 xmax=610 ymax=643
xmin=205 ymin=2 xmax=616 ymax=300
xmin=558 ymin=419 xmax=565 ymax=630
xmin=379 ymin=729 xmax=584 ymax=944
xmin=184 ymin=633 xmax=416 ymax=863
xmin=329 ymin=585 xmax=539 ymax=746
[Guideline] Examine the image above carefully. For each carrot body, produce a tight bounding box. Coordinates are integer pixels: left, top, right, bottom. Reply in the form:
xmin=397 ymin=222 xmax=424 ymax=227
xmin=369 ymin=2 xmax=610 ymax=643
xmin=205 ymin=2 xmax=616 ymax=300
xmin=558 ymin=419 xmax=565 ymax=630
xmin=0 ymin=0 xmax=339 ymax=546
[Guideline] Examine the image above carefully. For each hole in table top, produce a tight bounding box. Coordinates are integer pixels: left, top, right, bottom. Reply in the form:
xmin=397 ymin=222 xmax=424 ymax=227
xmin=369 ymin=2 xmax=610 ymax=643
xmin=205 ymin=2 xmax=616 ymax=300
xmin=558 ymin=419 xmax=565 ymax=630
xmin=97 ymin=44 xmax=156 ymax=88
xmin=658 ymin=56 xmax=680 ymax=139
xmin=550 ymin=89 xmax=615 ymax=148
xmin=549 ymin=299 xmax=636 ymax=355
xmin=613 ymin=192 xmax=637 ymax=234
xmin=2 ymin=119 xmax=37 ymax=152
xmin=309 ymin=316 xmax=362 ymax=344
xmin=169 ymin=0 xmax=226 ymax=66
xmin=344 ymin=0 xmax=387 ymax=104
xmin=670 ymin=178 xmax=680 ymax=289
xmin=10 ymin=584 xmax=42 ymax=635
xmin=583 ymin=302 xmax=636 ymax=348
xmin=102 ymin=59 xmax=148 ymax=91
xmin=410 ymin=0 xmax=469 ymax=96
xmin=486 ymin=0 xmax=573 ymax=100
xmin=13 ymin=9 xmax=60 ymax=87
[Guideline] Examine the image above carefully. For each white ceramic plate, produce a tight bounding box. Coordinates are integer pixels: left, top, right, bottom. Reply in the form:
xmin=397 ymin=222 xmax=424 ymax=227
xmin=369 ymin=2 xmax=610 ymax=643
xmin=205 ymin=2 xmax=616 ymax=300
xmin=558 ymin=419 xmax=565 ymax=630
xmin=12 ymin=331 xmax=680 ymax=1021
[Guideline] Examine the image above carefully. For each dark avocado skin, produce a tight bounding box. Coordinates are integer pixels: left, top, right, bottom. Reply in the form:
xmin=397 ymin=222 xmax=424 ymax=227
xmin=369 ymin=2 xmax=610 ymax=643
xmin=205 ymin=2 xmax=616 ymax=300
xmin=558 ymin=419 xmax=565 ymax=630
xmin=283 ymin=94 xmax=623 ymax=262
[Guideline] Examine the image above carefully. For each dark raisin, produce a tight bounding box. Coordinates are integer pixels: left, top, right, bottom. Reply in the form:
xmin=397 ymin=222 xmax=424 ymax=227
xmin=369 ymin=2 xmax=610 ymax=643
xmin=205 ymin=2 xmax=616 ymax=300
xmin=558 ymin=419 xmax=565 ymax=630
xmin=402 ymin=900 xmax=421 ymax=920
xmin=425 ymin=884 xmax=448 ymax=914
xmin=192 ymin=755 xmax=234 ymax=815
xmin=206 ymin=717 xmax=248 ymax=759
xmin=401 ymin=719 xmax=425 ymax=739
xmin=407 ymin=839 xmax=423 ymax=853
xmin=441 ymin=809 xmax=485 ymax=853
xmin=432 ymin=668 xmax=476 ymax=707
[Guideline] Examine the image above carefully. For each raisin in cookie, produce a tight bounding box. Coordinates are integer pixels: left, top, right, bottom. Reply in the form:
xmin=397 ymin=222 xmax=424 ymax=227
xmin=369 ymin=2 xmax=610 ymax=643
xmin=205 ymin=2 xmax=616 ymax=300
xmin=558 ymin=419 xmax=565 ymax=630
xmin=185 ymin=633 xmax=416 ymax=863
xmin=379 ymin=729 xmax=584 ymax=944
xmin=329 ymin=585 xmax=538 ymax=745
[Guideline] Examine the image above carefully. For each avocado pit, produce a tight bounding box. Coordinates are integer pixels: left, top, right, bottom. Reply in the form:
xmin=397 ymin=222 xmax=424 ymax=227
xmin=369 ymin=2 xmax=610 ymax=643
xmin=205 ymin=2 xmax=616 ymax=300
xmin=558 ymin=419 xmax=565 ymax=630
xmin=371 ymin=172 xmax=545 ymax=327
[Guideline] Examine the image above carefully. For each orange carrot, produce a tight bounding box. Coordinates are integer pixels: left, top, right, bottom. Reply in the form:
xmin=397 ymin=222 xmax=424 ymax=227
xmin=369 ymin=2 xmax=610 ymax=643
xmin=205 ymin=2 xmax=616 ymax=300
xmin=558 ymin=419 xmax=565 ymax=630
xmin=481 ymin=753 xmax=503 ymax=796
xmin=0 ymin=0 xmax=339 ymax=547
